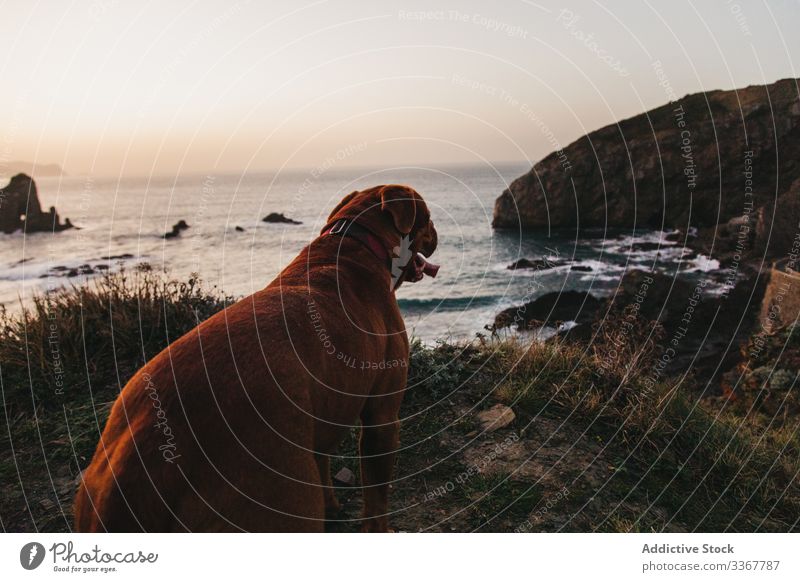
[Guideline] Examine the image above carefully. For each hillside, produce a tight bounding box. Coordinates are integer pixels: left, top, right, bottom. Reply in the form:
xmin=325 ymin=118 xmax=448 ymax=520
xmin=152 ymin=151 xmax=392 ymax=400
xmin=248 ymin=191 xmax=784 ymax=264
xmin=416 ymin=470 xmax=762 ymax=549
xmin=1 ymin=270 xmax=797 ymax=532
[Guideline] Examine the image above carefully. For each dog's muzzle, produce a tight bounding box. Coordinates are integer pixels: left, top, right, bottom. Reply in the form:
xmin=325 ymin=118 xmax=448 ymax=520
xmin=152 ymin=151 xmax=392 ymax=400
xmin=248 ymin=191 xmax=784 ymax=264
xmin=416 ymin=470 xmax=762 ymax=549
xmin=405 ymin=253 xmax=440 ymax=283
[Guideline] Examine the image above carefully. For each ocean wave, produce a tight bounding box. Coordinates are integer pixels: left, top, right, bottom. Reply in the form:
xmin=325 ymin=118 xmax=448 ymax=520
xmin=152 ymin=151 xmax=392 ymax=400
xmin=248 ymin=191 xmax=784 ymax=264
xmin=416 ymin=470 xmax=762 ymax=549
xmin=0 ymin=254 xmax=142 ymax=283
xmin=398 ymin=294 xmax=505 ymax=312
xmin=682 ymin=255 xmax=721 ymax=273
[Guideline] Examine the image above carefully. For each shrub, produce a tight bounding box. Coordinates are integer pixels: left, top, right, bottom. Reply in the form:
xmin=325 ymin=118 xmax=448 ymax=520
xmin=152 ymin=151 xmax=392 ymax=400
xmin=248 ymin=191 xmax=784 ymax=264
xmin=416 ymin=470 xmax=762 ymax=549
xmin=0 ymin=266 xmax=231 ymax=410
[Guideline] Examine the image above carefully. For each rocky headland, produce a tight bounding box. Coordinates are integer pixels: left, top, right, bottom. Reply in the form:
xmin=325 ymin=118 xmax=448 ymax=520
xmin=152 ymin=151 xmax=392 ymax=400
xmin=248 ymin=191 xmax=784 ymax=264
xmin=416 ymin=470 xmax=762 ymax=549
xmin=493 ymin=77 xmax=800 ymax=397
xmin=0 ymin=174 xmax=73 ymax=234
xmin=493 ymin=77 xmax=800 ymax=255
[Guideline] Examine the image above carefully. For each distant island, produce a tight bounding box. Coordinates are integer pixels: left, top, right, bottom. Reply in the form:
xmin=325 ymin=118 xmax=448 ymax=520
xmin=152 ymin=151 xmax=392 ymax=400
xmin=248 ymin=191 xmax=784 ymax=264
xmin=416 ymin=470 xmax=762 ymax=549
xmin=1 ymin=161 xmax=65 ymax=178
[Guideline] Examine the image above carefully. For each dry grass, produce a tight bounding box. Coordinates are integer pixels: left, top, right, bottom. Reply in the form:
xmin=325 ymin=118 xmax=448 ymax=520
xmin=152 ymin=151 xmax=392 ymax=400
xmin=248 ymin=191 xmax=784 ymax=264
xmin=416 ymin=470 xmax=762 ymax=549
xmin=483 ymin=333 xmax=800 ymax=531
xmin=0 ymin=266 xmax=232 ymax=409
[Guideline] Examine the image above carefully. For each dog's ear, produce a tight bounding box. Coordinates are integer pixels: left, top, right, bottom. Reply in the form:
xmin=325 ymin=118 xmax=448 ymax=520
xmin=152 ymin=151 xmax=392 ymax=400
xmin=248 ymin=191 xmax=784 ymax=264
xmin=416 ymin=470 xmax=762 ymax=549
xmin=380 ymin=185 xmax=417 ymax=235
xmin=326 ymin=190 xmax=360 ymax=223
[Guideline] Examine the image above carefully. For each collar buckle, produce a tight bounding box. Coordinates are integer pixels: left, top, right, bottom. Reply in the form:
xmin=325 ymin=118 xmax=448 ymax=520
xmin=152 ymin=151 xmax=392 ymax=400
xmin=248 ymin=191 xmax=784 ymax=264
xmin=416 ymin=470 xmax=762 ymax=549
xmin=328 ymin=219 xmax=347 ymax=235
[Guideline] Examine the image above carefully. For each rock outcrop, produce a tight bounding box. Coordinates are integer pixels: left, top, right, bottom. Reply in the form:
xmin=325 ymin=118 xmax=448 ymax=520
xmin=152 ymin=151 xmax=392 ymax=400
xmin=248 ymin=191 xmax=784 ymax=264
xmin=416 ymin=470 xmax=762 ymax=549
xmin=755 ymin=177 xmax=800 ymax=257
xmin=262 ymin=212 xmax=301 ymax=225
xmin=494 ymin=290 xmax=603 ymax=330
xmin=494 ymin=269 xmax=768 ymax=385
xmin=0 ymin=174 xmax=73 ymax=233
xmin=507 ymin=257 xmax=566 ymax=270
xmin=759 ymin=259 xmax=800 ymax=332
xmin=163 ymin=220 xmax=190 ymax=239
xmin=493 ymin=78 xmax=800 ymax=239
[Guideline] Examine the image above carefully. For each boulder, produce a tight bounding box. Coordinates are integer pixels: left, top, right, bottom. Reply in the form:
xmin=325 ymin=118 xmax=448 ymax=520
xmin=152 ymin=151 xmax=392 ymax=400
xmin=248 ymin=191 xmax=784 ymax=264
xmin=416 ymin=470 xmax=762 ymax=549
xmin=493 ymin=78 xmax=800 ymax=232
xmin=333 ymin=467 xmax=356 ymax=487
xmin=494 ymin=290 xmax=603 ymax=330
xmin=609 ymin=270 xmax=698 ymax=333
xmin=758 ymin=260 xmax=800 ymax=332
xmin=475 ymin=404 xmax=516 ymax=432
xmin=507 ymin=257 xmax=566 ymax=270
xmin=163 ymin=220 xmax=190 ymax=239
xmin=629 ymin=242 xmax=666 ymax=252
xmin=262 ymin=212 xmax=301 ymax=225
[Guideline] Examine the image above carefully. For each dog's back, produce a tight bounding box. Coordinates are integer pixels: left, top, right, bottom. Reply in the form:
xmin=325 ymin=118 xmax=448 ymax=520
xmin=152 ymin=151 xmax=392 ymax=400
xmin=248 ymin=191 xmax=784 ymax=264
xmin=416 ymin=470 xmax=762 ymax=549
xmin=74 ymin=288 xmax=332 ymax=531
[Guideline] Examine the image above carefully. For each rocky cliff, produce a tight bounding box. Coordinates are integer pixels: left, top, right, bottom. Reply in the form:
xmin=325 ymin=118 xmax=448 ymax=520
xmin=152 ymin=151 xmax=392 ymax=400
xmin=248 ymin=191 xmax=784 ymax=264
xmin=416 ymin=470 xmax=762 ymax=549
xmin=493 ymin=78 xmax=800 ymax=238
xmin=0 ymin=174 xmax=72 ymax=233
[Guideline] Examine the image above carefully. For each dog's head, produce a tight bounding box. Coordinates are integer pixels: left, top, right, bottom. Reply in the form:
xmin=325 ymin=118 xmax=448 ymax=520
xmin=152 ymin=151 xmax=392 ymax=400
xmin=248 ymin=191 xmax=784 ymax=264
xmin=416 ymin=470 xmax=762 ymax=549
xmin=324 ymin=185 xmax=438 ymax=285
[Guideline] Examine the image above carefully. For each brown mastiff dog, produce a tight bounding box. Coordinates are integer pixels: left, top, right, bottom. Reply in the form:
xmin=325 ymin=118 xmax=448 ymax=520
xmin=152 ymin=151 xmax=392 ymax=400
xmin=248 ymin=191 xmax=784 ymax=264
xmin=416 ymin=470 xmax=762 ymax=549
xmin=74 ymin=185 xmax=438 ymax=532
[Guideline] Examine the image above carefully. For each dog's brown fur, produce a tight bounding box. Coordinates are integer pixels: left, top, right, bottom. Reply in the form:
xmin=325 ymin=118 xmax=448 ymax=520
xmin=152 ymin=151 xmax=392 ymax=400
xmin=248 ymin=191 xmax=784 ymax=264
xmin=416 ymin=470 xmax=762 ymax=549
xmin=73 ymin=185 xmax=437 ymax=532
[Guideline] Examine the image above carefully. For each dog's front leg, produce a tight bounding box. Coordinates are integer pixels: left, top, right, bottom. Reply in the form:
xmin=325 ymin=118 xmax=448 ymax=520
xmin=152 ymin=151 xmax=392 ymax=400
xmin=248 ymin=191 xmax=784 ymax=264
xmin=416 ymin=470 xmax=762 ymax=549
xmin=358 ymin=414 xmax=399 ymax=532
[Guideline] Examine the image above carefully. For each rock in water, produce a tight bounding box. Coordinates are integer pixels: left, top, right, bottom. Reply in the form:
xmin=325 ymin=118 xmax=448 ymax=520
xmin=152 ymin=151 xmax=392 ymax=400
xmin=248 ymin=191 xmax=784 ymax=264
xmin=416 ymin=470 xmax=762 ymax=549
xmin=163 ymin=220 xmax=190 ymax=239
xmin=262 ymin=212 xmax=302 ymax=225
xmin=494 ymin=290 xmax=603 ymax=330
xmin=493 ymin=78 xmax=800 ymax=232
xmin=507 ymin=258 xmax=566 ymax=270
xmin=0 ymin=174 xmax=73 ymax=233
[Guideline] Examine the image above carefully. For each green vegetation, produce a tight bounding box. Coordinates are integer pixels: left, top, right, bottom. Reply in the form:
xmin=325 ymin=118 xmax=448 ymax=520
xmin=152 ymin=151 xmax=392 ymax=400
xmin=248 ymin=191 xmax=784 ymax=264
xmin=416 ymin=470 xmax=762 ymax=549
xmin=732 ymin=322 xmax=800 ymax=419
xmin=0 ymin=267 xmax=232 ymax=531
xmin=1 ymin=271 xmax=798 ymax=532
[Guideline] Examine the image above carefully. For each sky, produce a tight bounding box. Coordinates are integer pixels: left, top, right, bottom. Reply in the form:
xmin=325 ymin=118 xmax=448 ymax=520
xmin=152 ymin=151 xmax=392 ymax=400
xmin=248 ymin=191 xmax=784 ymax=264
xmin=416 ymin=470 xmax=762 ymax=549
xmin=1 ymin=0 xmax=798 ymax=177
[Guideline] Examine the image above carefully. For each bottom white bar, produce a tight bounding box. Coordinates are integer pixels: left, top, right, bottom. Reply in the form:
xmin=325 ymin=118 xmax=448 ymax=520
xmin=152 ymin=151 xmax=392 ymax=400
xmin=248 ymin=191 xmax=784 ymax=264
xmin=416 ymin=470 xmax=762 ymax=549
xmin=2 ymin=533 xmax=797 ymax=581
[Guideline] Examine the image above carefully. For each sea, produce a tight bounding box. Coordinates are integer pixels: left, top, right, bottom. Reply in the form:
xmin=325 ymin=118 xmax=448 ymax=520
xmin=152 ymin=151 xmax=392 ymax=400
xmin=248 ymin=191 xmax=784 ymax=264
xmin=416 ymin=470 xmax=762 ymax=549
xmin=0 ymin=164 xmax=723 ymax=343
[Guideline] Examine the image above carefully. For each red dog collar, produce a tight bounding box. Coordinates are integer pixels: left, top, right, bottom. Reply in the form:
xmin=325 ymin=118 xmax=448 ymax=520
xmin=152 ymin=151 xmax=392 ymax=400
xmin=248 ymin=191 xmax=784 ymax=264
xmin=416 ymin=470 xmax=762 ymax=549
xmin=321 ymin=219 xmax=390 ymax=263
